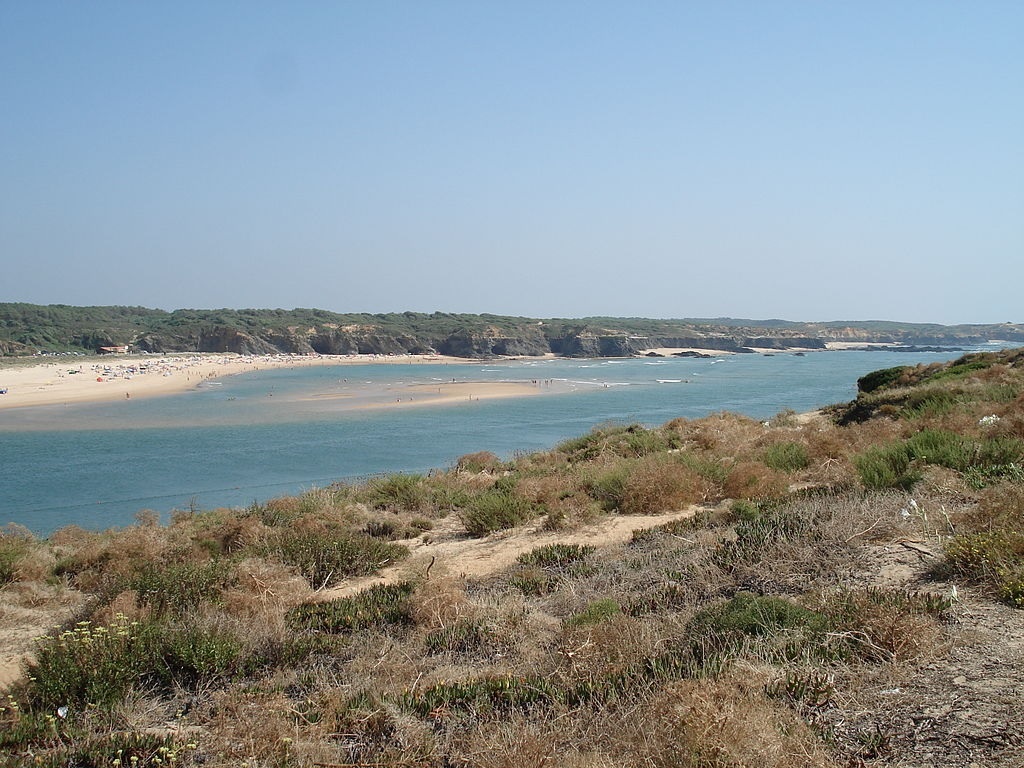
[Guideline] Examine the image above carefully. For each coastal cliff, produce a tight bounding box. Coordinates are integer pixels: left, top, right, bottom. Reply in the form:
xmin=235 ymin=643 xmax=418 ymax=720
xmin=2 ymin=303 xmax=1022 ymax=358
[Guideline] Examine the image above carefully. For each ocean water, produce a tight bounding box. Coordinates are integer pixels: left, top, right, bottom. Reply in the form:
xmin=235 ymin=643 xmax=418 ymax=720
xmin=0 ymin=349 xmax=979 ymax=535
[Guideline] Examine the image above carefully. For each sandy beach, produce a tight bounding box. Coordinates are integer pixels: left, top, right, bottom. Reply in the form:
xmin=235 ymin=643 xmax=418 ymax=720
xmin=0 ymin=353 xmax=472 ymax=412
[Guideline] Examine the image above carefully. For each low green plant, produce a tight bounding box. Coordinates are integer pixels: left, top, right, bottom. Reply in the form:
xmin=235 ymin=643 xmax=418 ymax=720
xmin=763 ymin=441 xmax=810 ymax=472
xmin=946 ymin=531 xmax=1024 ymax=608
xmin=517 ymin=543 xmax=595 ymax=570
xmin=688 ymin=592 xmax=834 ymax=663
xmin=361 ymin=474 xmax=434 ymax=512
xmin=765 ymin=669 xmax=835 ymax=708
xmin=269 ymin=529 xmax=408 ymax=588
xmin=398 ymin=674 xmax=562 ymax=717
xmin=131 ymin=559 xmax=232 ymax=614
xmin=712 ymin=507 xmax=812 ymax=570
xmin=458 ymin=487 xmax=533 ymax=536
xmin=424 ymin=619 xmax=492 ymax=655
xmin=26 ymin=616 xmax=156 ymax=709
xmin=25 ymin=614 xmax=249 ymax=711
xmin=855 ymin=443 xmax=920 ymax=490
xmin=564 ymin=598 xmax=621 ymax=627
xmin=287 ymin=581 xmax=416 ymax=633
xmin=0 ymin=535 xmax=28 ymax=585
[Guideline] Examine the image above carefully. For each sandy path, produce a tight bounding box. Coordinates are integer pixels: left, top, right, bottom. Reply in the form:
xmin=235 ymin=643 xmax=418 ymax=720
xmin=318 ymin=508 xmax=699 ymax=600
xmin=0 ymin=586 xmax=85 ymax=689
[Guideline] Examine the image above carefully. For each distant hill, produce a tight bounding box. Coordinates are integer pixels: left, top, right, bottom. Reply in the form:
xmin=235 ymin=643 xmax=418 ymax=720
xmin=2 ymin=303 xmax=1022 ymax=357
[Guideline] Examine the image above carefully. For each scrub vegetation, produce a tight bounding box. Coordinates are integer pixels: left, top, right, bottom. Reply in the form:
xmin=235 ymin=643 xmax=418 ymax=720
xmin=2 ymin=348 xmax=1024 ymax=766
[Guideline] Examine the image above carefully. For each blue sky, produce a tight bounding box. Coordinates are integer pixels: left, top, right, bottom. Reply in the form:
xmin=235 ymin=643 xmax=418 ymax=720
xmin=2 ymin=2 xmax=1021 ymax=324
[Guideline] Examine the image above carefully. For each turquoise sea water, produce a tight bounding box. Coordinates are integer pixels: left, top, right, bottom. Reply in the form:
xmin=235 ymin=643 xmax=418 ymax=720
xmin=0 ymin=350 xmax=980 ymax=535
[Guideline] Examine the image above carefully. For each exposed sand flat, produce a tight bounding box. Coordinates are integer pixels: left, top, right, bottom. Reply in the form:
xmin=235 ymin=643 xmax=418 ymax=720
xmin=0 ymin=353 xmax=466 ymax=411
xmin=300 ymin=379 xmax=563 ymax=411
xmin=636 ymin=347 xmax=733 ymax=357
xmin=824 ymin=341 xmax=901 ymax=350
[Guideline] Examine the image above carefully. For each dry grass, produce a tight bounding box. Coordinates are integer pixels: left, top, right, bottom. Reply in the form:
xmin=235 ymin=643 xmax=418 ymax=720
xmin=632 ymin=671 xmax=840 ymax=767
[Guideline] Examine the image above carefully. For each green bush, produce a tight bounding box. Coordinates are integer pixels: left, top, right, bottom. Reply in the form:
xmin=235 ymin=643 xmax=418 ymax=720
xmin=270 ymin=530 xmax=408 ymax=588
xmin=459 ymin=488 xmax=533 ymax=537
xmin=0 ymin=535 xmax=29 ymax=585
xmin=857 ymin=366 xmax=911 ymax=394
xmin=905 ymin=429 xmax=973 ymax=470
xmin=688 ymin=592 xmax=833 ymax=662
xmin=131 ymin=560 xmax=233 ymax=614
xmin=585 ymin=464 xmax=631 ymax=511
xmin=855 ymin=443 xmax=920 ymax=490
xmin=361 ymin=474 xmax=434 ymax=512
xmin=565 ymin=598 xmax=621 ymax=627
xmin=763 ymin=442 xmax=810 ymax=472
xmin=27 ymin=617 xmax=156 ymax=709
xmin=25 ymin=615 xmax=248 ymax=710
xmin=517 ymin=543 xmax=595 ymax=570
xmin=287 ymin=581 xmax=416 ymax=633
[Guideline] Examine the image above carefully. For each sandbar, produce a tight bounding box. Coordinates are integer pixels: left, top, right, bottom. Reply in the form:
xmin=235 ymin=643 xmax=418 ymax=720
xmin=0 ymin=353 xmax=467 ymax=412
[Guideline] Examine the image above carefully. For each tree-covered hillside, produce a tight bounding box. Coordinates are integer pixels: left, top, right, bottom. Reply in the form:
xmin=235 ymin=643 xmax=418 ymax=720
xmin=2 ymin=303 xmax=1022 ymax=357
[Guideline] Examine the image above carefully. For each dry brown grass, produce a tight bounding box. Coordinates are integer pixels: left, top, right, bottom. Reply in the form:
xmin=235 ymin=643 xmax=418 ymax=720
xmin=630 ymin=671 xmax=839 ymax=768
xmin=722 ymin=461 xmax=788 ymax=500
xmin=619 ymin=455 xmax=708 ymax=515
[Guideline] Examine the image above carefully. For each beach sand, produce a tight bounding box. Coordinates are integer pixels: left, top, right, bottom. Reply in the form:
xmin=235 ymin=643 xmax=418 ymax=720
xmin=0 ymin=353 xmax=578 ymax=415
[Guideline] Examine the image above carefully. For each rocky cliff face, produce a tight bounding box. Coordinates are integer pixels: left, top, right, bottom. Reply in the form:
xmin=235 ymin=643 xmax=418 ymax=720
xmin=437 ymin=329 xmax=549 ymax=358
xmin=134 ymin=327 xmax=280 ymax=355
xmin=8 ymin=304 xmax=1020 ymax=358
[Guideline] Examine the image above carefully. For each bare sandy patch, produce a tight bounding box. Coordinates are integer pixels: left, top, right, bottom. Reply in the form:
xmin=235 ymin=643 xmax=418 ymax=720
xmin=637 ymin=347 xmax=733 ymax=357
xmin=318 ymin=507 xmax=700 ymax=600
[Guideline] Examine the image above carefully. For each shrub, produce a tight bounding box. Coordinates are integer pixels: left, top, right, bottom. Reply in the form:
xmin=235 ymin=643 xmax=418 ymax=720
xmin=25 ymin=614 xmax=249 ymax=710
xmin=26 ymin=616 xmax=157 ymax=709
xmin=459 ymin=488 xmax=534 ymax=536
xmin=362 ymin=474 xmax=434 ymax=513
xmin=287 ymin=581 xmax=416 ymax=633
xmin=818 ymin=587 xmax=951 ymax=661
xmin=722 ymin=461 xmax=788 ymax=500
xmin=858 ymin=366 xmax=912 ymax=394
xmin=565 ymin=598 xmax=621 ymax=628
xmin=855 ymin=443 xmax=920 ymax=490
xmin=945 ymin=532 xmax=1024 ymax=608
xmin=456 ymin=451 xmax=502 ymax=473
xmin=905 ymin=429 xmax=973 ymax=470
xmin=517 ymin=543 xmax=595 ymax=570
xmin=900 ymin=387 xmax=958 ymax=419
xmin=131 ymin=560 xmax=233 ymax=614
xmin=618 ymin=455 xmax=707 ymax=514
xmin=269 ymin=529 xmax=408 ymax=588
xmin=763 ymin=442 xmax=810 ymax=472
xmin=0 ymin=534 xmax=30 ymax=585
xmin=688 ymin=592 xmax=834 ymax=662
